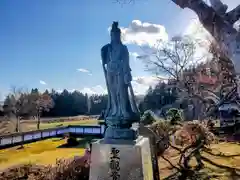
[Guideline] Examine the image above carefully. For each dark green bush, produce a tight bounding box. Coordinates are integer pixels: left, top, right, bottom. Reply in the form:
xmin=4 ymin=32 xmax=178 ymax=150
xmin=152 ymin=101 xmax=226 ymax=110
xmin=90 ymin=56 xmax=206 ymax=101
xmin=166 ymin=108 xmax=183 ymax=125
xmin=66 ymin=136 xmax=78 ymax=146
xmin=140 ymin=110 xmax=157 ymax=125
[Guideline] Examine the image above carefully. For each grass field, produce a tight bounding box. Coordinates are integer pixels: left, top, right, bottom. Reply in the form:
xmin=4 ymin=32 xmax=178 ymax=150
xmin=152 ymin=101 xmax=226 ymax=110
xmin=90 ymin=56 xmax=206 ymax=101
xmin=27 ymin=119 xmax=99 ymax=130
xmin=0 ymin=137 xmax=240 ymax=179
xmin=159 ymin=142 xmax=240 ymax=179
xmin=0 ymin=116 xmax=100 ymax=135
xmin=0 ymin=138 xmax=90 ymax=170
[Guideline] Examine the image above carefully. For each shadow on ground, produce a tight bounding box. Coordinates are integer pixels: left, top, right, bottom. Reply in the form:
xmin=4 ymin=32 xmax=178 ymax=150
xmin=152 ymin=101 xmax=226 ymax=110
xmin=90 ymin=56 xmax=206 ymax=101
xmin=162 ymin=145 xmax=240 ymax=180
xmin=163 ymin=165 xmax=240 ymax=180
xmin=57 ymin=137 xmax=99 ymax=148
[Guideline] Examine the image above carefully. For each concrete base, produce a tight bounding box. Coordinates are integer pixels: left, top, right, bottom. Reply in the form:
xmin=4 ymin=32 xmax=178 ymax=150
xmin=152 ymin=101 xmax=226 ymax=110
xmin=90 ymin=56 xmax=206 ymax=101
xmin=104 ymin=126 xmax=137 ymax=142
xmin=89 ymin=136 xmax=153 ymax=180
xmin=89 ymin=136 xmax=154 ymax=180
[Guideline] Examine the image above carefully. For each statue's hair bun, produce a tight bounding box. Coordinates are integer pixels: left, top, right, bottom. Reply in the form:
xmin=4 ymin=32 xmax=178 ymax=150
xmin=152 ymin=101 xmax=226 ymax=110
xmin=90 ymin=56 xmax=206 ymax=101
xmin=112 ymin=21 xmax=118 ymax=29
xmin=111 ymin=21 xmax=120 ymax=33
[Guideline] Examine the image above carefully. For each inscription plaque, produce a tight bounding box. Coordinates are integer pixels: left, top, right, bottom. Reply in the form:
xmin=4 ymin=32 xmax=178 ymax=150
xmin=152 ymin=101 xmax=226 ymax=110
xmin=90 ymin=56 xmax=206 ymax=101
xmin=109 ymin=147 xmax=120 ymax=180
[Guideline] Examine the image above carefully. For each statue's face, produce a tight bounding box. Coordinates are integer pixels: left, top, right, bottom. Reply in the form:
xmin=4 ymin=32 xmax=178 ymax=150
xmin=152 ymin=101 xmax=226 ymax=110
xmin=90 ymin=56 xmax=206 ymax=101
xmin=111 ymin=31 xmax=121 ymax=43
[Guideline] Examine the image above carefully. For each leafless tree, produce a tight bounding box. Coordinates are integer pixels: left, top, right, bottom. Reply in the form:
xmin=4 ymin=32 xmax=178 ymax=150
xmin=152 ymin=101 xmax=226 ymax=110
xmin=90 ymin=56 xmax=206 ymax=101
xmin=29 ymin=91 xmax=54 ymax=130
xmin=138 ymin=35 xmax=198 ymax=89
xmin=202 ymin=39 xmax=239 ymax=118
xmin=3 ymin=86 xmax=30 ymax=132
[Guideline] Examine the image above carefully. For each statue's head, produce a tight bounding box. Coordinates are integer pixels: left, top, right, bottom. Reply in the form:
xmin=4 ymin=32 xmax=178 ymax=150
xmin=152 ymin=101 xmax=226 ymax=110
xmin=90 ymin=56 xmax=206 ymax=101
xmin=110 ymin=21 xmax=121 ymax=43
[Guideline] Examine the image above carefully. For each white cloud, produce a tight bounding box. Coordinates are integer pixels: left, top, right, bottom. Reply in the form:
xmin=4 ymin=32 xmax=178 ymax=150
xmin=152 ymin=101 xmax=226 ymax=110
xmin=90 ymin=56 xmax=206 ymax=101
xmin=183 ymin=19 xmax=214 ymax=64
xmin=119 ymin=20 xmax=212 ymax=76
xmin=78 ymin=75 xmax=162 ymax=96
xmin=56 ymin=89 xmax=63 ymax=93
xmin=77 ymin=68 xmax=93 ymax=76
xmin=55 ymin=89 xmax=76 ymax=94
xmin=133 ymin=76 xmax=159 ymax=86
xmin=113 ymin=20 xmax=168 ymax=47
xmin=80 ymin=82 xmax=150 ymax=96
xmin=51 ymin=74 xmax=165 ymax=97
xmin=39 ymin=80 xmax=47 ymax=85
xmin=53 ymin=86 xmax=106 ymax=95
xmin=80 ymin=87 xmax=96 ymax=95
xmin=184 ymin=19 xmax=212 ymax=42
xmin=80 ymin=85 xmax=107 ymax=95
xmin=129 ymin=52 xmax=140 ymax=61
xmin=91 ymin=85 xmax=107 ymax=94
xmin=131 ymin=81 xmax=149 ymax=95
xmin=133 ymin=75 xmax=170 ymax=95
xmin=130 ymin=52 xmax=139 ymax=57
xmin=132 ymin=75 xmax=165 ymax=95
xmin=77 ymin=68 xmax=90 ymax=73
xmin=0 ymin=92 xmax=6 ymax=102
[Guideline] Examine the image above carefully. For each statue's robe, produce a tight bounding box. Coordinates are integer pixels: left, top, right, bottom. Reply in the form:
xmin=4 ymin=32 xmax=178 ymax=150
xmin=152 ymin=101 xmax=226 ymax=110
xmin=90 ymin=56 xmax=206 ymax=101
xmin=101 ymin=43 xmax=134 ymax=121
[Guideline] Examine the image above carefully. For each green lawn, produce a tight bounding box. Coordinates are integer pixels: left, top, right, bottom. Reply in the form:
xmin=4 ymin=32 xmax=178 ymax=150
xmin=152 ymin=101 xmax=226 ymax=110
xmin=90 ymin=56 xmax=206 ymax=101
xmin=27 ymin=119 xmax=100 ymax=130
xmin=0 ymin=118 xmax=101 ymax=135
xmin=0 ymin=138 xmax=87 ymax=170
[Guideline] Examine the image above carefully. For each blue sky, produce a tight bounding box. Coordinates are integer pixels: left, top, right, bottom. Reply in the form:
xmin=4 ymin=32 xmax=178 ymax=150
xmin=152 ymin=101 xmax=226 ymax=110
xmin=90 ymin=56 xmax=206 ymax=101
xmin=0 ymin=0 xmax=238 ymax=99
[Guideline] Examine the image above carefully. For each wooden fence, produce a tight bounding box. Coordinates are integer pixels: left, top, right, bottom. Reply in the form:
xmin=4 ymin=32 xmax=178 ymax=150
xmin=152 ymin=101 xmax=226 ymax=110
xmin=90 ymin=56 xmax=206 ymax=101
xmin=0 ymin=124 xmax=105 ymax=149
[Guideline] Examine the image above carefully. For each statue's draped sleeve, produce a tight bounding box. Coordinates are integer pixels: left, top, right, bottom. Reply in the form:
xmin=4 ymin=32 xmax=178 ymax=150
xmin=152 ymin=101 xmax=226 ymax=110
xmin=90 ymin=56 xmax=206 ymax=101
xmin=122 ymin=45 xmax=131 ymax=75
xmin=101 ymin=44 xmax=111 ymax=117
xmin=101 ymin=44 xmax=110 ymax=65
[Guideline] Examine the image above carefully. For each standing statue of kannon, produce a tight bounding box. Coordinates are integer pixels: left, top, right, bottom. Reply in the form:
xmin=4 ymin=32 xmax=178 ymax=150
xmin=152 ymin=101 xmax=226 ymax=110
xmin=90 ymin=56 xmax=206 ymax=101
xmin=101 ymin=22 xmax=139 ymax=140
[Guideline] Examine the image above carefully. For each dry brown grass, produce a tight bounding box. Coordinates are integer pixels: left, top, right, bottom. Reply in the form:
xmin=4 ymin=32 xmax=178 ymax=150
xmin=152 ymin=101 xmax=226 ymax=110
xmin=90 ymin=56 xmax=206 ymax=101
xmin=0 ymin=116 xmax=99 ymax=135
xmin=0 ymin=157 xmax=90 ymax=180
xmin=1 ymin=141 xmax=240 ymax=179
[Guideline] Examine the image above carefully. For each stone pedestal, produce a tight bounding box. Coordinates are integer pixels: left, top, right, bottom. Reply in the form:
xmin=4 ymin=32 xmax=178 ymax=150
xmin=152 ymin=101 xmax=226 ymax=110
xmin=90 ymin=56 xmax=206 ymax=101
xmin=104 ymin=126 xmax=137 ymax=142
xmin=89 ymin=136 xmax=154 ymax=180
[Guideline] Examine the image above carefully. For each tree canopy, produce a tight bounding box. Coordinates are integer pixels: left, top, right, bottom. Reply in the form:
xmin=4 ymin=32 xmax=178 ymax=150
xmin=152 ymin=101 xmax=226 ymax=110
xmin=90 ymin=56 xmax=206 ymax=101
xmin=2 ymin=89 xmax=108 ymax=118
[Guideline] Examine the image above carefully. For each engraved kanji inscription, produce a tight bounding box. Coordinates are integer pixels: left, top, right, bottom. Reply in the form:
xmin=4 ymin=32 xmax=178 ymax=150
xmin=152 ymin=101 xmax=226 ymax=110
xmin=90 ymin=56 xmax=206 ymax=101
xmin=109 ymin=147 xmax=120 ymax=180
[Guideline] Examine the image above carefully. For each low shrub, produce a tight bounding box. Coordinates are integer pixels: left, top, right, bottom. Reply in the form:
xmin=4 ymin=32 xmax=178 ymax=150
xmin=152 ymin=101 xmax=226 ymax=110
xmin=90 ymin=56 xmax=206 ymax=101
xmin=67 ymin=136 xmax=78 ymax=146
xmin=0 ymin=157 xmax=90 ymax=180
xmin=140 ymin=110 xmax=157 ymax=125
xmin=149 ymin=120 xmax=171 ymax=155
xmin=166 ymin=108 xmax=183 ymax=125
xmin=63 ymin=133 xmax=79 ymax=146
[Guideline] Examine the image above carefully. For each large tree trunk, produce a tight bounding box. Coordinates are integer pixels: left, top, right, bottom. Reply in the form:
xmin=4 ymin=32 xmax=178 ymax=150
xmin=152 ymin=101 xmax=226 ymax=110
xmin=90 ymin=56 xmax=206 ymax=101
xmin=172 ymin=0 xmax=239 ymax=42
xmin=16 ymin=116 xmax=20 ymax=132
xmin=172 ymin=0 xmax=240 ymax=117
xmin=226 ymin=5 xmax=240 ymax=25
xmin=37 ymin=114 xmax=40 ymax=130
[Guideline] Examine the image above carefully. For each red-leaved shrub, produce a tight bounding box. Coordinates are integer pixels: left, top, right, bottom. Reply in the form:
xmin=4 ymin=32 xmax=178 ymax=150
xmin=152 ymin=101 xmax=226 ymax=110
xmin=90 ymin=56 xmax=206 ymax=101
xmin=0 ymin=156 xmax=90 ymax=180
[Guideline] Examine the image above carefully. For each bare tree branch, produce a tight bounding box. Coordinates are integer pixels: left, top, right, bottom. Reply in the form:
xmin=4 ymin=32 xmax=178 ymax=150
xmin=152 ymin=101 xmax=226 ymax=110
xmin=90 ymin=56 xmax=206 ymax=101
xmin=140 ymin=35 xmax=197 ymax=84
xmin=3 ymin=86 xmax=30 ymax=132
xmin=225 ymin=5 xmax=240 ymax=25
